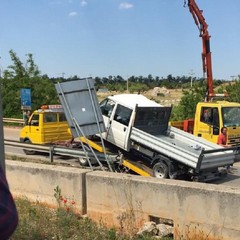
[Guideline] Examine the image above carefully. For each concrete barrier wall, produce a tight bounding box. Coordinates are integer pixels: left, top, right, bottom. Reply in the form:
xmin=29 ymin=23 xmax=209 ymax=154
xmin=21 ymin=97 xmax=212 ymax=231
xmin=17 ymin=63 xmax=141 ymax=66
xmin=6 ymin=160 xmax=91 ymax=214
xmin=5 ymin=160 xmax=240 ymax=240
xmin=86 ymin=171 xmax=240 ymax=240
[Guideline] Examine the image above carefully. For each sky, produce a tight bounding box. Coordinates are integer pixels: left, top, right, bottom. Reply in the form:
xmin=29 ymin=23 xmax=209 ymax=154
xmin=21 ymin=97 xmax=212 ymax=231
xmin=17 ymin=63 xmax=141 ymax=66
xmin=0 ymin=0 xmax=240 ymax=80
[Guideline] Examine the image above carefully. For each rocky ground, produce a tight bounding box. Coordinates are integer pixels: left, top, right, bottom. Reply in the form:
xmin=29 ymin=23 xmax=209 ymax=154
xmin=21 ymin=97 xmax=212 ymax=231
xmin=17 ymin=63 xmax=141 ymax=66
xmin=97 ymin=87 xmax=183 ymax=106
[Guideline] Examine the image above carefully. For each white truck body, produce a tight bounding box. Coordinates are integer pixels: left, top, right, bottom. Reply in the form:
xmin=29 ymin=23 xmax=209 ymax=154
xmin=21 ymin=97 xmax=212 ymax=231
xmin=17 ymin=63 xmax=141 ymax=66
xmin=99 ymin=94 xmax=235 ymax=180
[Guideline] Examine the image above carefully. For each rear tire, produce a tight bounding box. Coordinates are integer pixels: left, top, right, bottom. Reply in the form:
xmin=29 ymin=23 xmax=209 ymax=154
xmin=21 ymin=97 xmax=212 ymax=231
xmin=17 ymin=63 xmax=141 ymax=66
xmin=23 ymin=139 xmax=36 ymax=155
xmin=153 ymin=162 xmax=169 ymax=179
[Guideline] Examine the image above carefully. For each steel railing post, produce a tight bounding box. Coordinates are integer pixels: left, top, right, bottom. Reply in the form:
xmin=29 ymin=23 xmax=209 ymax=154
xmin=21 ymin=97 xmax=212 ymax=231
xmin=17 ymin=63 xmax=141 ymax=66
xmin=49 ymin=146 xmax=54 ymax=163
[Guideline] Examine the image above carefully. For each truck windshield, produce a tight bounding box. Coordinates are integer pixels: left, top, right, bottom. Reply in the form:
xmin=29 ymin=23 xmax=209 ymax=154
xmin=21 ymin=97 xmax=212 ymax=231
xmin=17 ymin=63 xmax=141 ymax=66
xmin=222 ymin=107 xmax=240 ymax=127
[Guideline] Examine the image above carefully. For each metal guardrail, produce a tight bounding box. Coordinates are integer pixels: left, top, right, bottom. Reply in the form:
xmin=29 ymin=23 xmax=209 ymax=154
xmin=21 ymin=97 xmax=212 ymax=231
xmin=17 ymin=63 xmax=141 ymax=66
xmin=3 ymin=118 xmax=24 ymax=124
xmin=4 ymin=140 xmax=118 ymax=169
xmin=3 ymin=118 xmax=118 ymax=169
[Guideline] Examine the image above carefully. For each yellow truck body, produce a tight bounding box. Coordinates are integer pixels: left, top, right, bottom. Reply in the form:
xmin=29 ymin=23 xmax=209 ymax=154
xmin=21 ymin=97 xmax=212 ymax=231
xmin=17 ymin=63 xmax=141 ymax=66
xmin=20 ymin=105 xmax=72 ymax=145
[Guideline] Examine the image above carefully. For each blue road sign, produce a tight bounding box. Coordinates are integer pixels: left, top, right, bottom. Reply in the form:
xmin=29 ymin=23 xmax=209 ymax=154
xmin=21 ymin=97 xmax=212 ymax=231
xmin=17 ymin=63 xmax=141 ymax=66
xmin=21 ymin=88 xmax=32 ymax=110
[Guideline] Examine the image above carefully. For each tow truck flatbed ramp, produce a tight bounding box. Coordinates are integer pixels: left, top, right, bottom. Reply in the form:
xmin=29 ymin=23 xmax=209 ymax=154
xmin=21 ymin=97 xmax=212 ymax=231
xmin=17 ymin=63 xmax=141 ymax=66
xmin=121 ymin=159 xmax=153 ymax=177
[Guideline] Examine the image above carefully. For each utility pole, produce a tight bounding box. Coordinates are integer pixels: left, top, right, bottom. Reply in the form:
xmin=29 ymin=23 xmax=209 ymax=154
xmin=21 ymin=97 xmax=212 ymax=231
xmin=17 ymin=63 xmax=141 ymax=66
xmin=189 ymin=69 xmax=195 ymax=88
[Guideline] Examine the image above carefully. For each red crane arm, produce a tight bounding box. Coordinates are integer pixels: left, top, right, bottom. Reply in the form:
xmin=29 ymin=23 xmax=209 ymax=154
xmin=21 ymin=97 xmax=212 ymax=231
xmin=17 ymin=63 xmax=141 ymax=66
xmin=185 ymin=0 xmax=214 ymax=100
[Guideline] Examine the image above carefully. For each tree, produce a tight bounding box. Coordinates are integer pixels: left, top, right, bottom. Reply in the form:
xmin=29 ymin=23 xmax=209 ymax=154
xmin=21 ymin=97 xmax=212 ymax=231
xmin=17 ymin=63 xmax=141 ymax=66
xmin=225 ymin=80 xmax=240 ymax=103
xmin=1 ymin=50 xmax=58 ymax=117
xmin=171 ymin=81 xmax=205 ymax=120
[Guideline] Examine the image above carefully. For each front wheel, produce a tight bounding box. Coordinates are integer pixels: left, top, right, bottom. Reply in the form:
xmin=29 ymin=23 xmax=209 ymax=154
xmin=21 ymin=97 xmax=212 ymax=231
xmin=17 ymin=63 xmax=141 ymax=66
xmin=153 ymin=162 xmax=169 ymax=179
xmin=23 ymin=139 xmax=36 ymax=155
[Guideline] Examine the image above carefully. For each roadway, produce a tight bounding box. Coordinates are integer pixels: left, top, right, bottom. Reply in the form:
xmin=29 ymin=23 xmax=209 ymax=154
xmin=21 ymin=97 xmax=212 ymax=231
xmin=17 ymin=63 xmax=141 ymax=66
xmin=4 ymin=126 xmax=20 ymax=141
xmin=3 ymin=126 xmax=240 ymax=187
xmin=3 ymin=126 xmax=81 ymax=167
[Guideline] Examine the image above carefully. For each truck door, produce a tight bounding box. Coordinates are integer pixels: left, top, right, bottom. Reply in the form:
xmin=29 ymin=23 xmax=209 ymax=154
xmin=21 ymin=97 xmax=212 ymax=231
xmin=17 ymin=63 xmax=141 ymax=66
xmin=100 ymin=98 xmax=133 ymax=150
xmin=103 ymin=103 xmax=133 ymax=150
xmin=27 ymin=113 xmax=42 ymax=144
xmin=194 ymin=106 xmax=220 ymax=143
xmin=99 ymin=98 xmax=116 ymax=139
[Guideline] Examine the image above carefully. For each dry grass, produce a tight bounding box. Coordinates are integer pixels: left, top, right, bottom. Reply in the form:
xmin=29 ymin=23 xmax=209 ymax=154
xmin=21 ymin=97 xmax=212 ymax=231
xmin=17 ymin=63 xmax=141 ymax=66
xmin=97 ymin=88 xmax=183 ymax=106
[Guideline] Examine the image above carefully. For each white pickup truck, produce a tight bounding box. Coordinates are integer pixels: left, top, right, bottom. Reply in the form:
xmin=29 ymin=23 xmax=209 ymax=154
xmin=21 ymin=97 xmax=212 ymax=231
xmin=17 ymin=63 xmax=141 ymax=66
xmin=99 ymin=94 xmax=235 ymax=181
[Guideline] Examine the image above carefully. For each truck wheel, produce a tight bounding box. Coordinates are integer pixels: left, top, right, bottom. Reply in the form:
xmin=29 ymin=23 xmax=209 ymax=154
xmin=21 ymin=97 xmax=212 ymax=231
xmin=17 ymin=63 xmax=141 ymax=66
xmin=153 ymin=162 xmax=169 ymax=179
xmin=79 ymin=157 xmax=89 ymax=166
xmin=23 ymin=140 xmax=36 ymax=155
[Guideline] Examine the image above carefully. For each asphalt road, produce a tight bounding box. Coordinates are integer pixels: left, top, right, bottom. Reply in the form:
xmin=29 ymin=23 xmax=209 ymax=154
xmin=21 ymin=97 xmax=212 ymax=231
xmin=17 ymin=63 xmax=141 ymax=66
xmin=3 ymin=126 xmax=240 ymax=187
xmin=4 ymin=126 xmax=20 ymax=141
xmin=4 ymin=126 xmax=82 ymax=167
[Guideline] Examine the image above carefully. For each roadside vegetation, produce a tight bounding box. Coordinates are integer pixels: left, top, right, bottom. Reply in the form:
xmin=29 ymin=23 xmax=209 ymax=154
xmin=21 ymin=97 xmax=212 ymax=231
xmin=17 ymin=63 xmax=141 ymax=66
xmin=12 ymin=197 xmax=173 ymax=240
xmin=1 ymin=50 xmax=240 ymax=121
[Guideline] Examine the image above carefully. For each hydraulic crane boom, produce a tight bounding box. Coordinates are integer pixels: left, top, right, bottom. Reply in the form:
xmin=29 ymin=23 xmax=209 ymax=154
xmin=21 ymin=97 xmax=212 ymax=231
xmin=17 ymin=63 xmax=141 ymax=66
xmin=184 ymin=0 xmax=214 ymax=101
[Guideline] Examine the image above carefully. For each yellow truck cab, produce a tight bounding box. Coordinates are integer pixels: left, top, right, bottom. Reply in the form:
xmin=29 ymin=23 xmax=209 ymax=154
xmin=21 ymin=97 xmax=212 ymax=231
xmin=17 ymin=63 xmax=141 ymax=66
xmin=171 ymin=101 xmax=240 ymax=146
xmin=193 ymin=101 xmax=240 ymax=146
xmin=20 ymin=105 xmax=72 ymax=146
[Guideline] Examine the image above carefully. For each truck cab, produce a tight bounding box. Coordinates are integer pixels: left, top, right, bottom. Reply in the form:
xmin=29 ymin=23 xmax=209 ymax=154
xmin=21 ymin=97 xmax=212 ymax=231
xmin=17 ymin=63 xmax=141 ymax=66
xmin=20 ymin=105 xmax=72 ymax=145
xmin=194 ymin=101 xmax=240 ymax=145
xmin=99 ymin=94 xmax=172 ymax=151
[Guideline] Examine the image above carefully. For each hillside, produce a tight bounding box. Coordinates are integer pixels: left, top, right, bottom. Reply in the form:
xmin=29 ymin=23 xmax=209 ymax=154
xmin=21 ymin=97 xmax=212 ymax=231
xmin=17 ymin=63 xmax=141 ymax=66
xmin=97 ymin=87 xmax=183 ymax=106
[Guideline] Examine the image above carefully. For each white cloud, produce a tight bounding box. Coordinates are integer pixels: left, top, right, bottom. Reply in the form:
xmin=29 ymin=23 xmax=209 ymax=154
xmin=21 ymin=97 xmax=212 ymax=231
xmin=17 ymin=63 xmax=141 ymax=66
xmin=81 ymin=0 xmax=87 ymax=7
xmin=69 ymin=11 xmax=78 ymax=17
xmin=119 ymin=2 xmax=134 ymax=10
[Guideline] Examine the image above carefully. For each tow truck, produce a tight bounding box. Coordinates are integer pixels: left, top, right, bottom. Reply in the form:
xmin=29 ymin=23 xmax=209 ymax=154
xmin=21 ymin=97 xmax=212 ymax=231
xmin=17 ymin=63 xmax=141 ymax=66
xmin=171 ymin=0 xmax=240 ymax=146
